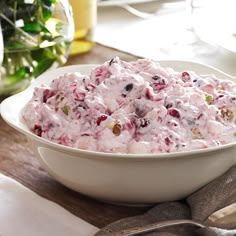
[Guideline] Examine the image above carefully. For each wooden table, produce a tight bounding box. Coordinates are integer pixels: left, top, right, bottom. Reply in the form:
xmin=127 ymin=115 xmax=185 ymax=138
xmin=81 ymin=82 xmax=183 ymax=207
xmin=0 ymin=44 xmax=149 ymax=229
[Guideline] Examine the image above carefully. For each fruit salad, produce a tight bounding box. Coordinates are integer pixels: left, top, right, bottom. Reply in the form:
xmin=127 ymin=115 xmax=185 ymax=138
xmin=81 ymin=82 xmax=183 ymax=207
xmin=22 ymin=57 xmax=236 ymax=153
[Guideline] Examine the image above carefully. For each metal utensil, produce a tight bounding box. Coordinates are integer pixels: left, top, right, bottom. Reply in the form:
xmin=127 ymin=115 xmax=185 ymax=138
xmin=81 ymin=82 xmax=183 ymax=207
xmin=116 ymin=0 xmax=184 ymax=19
xmin=94 ymin=203 xmax=236 ymax=236
xmin=99 ymin=219 xmax=205 ymax=236
xmin=118 ymin=4 xmax=157 ymax=19
xmin=206 ymin=202 xmax=236 ymax=225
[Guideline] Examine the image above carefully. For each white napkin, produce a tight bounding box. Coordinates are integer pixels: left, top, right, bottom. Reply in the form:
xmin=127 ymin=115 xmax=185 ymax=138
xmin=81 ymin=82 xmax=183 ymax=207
xmin=0 ymin=174 xmax=98 ymax=236
xmin=95 ymin=1 xmax=236 ymax=77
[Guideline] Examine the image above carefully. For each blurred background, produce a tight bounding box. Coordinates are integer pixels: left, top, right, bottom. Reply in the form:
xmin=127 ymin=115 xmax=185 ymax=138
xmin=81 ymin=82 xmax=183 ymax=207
xmin=0 ymin=0 xmax=236 ymax=97
xmin=95 ymin=0 xmax=236 ymax=76
xmin=0 ymin=0 xmax=74 ymax=97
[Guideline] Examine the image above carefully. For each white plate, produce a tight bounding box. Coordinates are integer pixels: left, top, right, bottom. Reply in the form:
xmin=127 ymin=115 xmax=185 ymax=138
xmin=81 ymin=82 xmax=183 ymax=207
xmin=97 ymin=0 xmax=158 ymax=7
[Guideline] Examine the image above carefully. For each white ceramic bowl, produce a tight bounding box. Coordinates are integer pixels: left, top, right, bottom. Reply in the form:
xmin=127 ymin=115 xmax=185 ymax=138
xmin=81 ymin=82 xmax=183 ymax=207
xmin=2 ymin=61 xmax=236 ymax=205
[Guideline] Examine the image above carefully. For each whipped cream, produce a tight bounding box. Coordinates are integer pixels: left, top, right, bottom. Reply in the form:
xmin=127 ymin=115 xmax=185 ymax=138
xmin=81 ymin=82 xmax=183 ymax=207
xmin=22 ymin=57 xmax=236 ymax=153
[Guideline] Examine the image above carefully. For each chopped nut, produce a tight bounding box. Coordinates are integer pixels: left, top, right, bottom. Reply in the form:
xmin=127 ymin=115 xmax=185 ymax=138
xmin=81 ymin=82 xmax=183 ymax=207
xmin=107 ymin=121 xmax=115 ymax=129
xmin=112 ymin=123 xmax=122 ymax=136
xmin=221 ymin=108 xmax=234 ymax=121
xmin=205 ymin=94 xmax=213 ymax=105
xmin=217 ymin=85 xmax=224 ymax=90
xmin=191 ymin=127 xmax=203 ymax=139
xmin=62 ymin=105 xmax=70 ymax=115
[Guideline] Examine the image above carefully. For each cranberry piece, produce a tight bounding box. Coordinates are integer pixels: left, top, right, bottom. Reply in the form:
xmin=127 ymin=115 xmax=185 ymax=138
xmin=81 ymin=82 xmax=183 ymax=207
xmin=33 ymin=125 xmax=42 ymax=137
xmin=151 ymin=75 xmax=167 ymax=91
xmin=140 ymin=118 xmax=150 ymax=128
xmin=165 ymin=103 xmax=173 ymax=109
xmin=78 ymin=103 xmax=87 ymax=110
xmin=146 ymin=88 xmax=153 ymax=100
xmin=135 ymin=107 xmax=147 ymax=118
xmin=168 ymin=108 xmax=181 ymax=118
xmin=124 ymin=83 xmax=134 ymax=92
xmin=124 ymin=120 xmax=134 ymax=130
xmin=181 ymin=72 xmax=191 ymax=83
xmin=58 ymin=134 xmax=70 ymax=145
xmin=167 ymin=120 xmax=178 ymax=127
xmin=43 ymin=89 xmax=54 ymax=103
xmin=96 ymin=115 xmax=108 ymax=125
xmin=122 ymin=83 xmax=134 ymax=97
xmin=165 ymin=137 xmax=173 ymax=146
xmin=197 ymin=113 xmax=203 ymax=120
xmin=86 ymin=83 xmax=96 ymax=91
xmin=230 ymin=97 xmax=236 ymax=103
xmin=152 ymin=83 xmax=166 ymax=91
xmin=152 ymin=75 xmax=161 ymax=80
xmin=154 ymin=77 xmax=166 ymax=84
xmin=109 ymin=57 xmax=118 ymax=66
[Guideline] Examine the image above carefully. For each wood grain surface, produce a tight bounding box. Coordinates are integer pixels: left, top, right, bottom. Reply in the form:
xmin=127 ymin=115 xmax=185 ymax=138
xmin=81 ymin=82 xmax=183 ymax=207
xmin=0 ymin=44 xmax=149 ymax=228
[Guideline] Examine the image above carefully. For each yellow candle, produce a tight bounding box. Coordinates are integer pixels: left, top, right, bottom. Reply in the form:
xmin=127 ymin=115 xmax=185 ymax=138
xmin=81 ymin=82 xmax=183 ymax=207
xmin=69 ymin=0 xmax=97 ymax=55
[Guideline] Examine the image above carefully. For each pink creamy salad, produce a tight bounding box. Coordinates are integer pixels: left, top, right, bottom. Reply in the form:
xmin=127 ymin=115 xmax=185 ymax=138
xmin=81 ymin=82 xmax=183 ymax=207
xmin=22 ymin=57 xmax=236 ymax=153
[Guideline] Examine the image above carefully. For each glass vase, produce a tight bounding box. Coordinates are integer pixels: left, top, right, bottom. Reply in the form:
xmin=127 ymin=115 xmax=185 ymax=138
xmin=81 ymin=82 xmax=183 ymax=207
xmin=0 ymin=0 xmax=74 ymax=98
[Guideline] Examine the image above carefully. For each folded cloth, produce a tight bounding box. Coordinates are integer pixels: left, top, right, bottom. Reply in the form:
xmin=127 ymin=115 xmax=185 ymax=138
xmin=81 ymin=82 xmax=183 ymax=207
xmin=0 ymin=174 xmax=98 ymax=236
xmin=95 ymin=165 xmax=236 ymax=236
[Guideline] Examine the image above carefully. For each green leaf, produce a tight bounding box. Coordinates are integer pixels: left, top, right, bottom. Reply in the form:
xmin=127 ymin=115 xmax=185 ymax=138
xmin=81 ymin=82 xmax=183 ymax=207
xmin=22 ymin=22 xmax=43 ymax=33
xmin=4 ymin=67 xmax=29 ymax=85
xmin=33 ymin=57 xmax=55 ymax=78
xmin=0 ymin=0 xmax=70 ymax=95
xmin=4 ymin=40 xmax=28 ymax=50
xmin=41 ymin=0 xmax=57 ymax=6
xmin=41 ymin=3 xmax=54 ymax=20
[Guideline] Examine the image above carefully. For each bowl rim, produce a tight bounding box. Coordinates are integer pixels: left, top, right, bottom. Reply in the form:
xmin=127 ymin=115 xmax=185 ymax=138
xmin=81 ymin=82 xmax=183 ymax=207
xmin=1 ymin=60 xmax=236 ymax=160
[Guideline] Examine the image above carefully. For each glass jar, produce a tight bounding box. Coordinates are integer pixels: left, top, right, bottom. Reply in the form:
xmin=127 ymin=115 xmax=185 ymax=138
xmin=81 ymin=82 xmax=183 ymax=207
xmin=0 ymin=23 xmax=3 ymax=67
xmin=69 ymin=0 xmax=97 ymax=55
xmin=0 ymin=0 xmax=74 ymax=97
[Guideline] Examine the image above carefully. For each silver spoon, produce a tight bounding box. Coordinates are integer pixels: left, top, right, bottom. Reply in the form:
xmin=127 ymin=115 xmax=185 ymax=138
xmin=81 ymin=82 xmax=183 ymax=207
xmin=94 ymin=202 xmax=236 ymax=236
xmin=100 ymin=219 xmax=204 ymax=236
xmin=118 ymin=4 xmax=157 ymax=19
xmin=116 ymin=0 xmax=184 ymax=19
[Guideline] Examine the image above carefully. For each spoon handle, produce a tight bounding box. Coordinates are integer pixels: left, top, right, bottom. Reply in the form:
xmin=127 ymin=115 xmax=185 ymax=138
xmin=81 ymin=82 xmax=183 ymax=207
xmin=119 ymin=4 xmax=156 ymax=19
xmin=96 ymin=219 xmax=205 ymax=236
